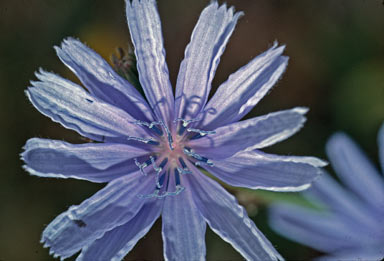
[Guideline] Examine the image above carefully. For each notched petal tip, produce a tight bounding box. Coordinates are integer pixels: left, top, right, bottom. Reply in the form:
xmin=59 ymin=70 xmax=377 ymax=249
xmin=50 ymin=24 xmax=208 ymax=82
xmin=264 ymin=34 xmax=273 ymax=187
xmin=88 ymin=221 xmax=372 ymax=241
xmin=20 ymin=140 xmax=38 ymax=171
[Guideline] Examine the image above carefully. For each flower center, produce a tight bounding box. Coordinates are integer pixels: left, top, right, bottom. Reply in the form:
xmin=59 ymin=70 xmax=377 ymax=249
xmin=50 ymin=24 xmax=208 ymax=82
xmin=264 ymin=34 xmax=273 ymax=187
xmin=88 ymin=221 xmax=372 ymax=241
xmin=132 ymin=119 xmax=215 ymax=198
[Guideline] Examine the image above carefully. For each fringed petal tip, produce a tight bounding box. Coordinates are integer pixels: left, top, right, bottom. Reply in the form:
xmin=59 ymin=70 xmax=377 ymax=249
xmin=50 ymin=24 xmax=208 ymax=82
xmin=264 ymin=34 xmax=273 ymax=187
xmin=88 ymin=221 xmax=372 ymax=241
xmin=54 ymin=37 xmax=90 ymax=61
xmin=271 ymin=40 xmax=287 ymax=51
xmin=207 ymin=0 xmax=245 ymax=17
xmin=42 ymin=240 xmax=59 ymax=259
xmin=42 ymin=237 xmax=70 ymax=261
xmin=219 ymin=2 xmax=245 ymax=19
xmin=55 ymin=37 xmax=85 ymax=51
xmin=34 ymin=67 xmax=48 ymax=79
xmin=41 ymin=238 xmax=48 ymax=247
xmin=33 ymin=68 xmax=72 ymax=84
xmin=19 ymin=146 xmax=27 ymax=161
xmin=21 ymin=165 xmax=35 ymax=176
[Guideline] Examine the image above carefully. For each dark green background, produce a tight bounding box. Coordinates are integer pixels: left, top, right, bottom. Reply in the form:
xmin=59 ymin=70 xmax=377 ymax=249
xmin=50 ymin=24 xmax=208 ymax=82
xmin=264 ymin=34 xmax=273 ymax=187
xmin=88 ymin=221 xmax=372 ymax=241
xmin=1 ymin=0 xmax=383 ymax=260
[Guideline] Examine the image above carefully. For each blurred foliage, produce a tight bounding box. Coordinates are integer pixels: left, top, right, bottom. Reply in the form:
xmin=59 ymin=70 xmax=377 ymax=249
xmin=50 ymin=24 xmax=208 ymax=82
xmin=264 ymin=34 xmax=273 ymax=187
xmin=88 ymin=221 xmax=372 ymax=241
xmin=332 ymin=61 xmax=384 ymax=144
xmin=0 ymin=0 xmax=383 ymax=260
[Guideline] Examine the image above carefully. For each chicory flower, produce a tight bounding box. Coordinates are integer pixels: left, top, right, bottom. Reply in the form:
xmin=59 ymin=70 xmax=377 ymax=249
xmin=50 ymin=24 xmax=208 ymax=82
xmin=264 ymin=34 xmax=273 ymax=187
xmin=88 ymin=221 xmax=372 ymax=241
xmin=269 ymin=125 xmax=384 ymax=260
xmin=22 ymin=0 xmax=325 ymax=260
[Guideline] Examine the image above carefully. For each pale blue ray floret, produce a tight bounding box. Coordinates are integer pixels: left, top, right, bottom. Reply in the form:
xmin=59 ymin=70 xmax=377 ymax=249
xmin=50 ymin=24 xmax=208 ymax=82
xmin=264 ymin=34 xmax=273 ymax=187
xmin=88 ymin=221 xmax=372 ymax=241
xmin=269 ymin=124 xmax=384 ymax=260
xmin=21 ymin=0 xmax=326 ymax=260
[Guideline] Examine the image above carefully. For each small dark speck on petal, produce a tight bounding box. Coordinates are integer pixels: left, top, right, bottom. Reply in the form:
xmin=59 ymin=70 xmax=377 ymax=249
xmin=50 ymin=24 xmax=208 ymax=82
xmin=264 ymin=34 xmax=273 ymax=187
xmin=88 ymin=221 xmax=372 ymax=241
xmin=85 ymin=98 xmax=93 ymax=103
xmin=73 ymin=219 xmax=87 ymax=227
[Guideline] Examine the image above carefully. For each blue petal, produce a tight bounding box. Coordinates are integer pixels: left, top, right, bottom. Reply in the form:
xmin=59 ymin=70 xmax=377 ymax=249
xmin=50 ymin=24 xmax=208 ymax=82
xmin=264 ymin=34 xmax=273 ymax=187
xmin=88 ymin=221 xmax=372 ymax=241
xmin=55 ymin=38 xmax=154 ymax=122
xmin=308 ymin=173 xmax=381 ymax=235
xmin=269 ymin=203 xmax=356 ymax=253
xmin=126 ymin=0 xmax=174 ymax=122
xmin=41 ymin=172 xmax=153 ymax=259
xmin=190 ymin=107 xmax=307 ymax=159
xmin=187 ymin=164 xmax=283 ymax=261
xmin=199 ymin=43 xmax=288 ymax=130
xmin=27 ymin=70 xmax=150 ymax=141
xmin=21 ymin=138 xmax=148 ymax=183
xmin=316 ymin=249 xmax=384 ymax=261
xmin=326 ymin=133 xmax=384 ymax=212
xmin=175 ymin=2 xmax=243 ymax=120
xmin=77 ymin=199 xmax=163 ymax=261
xmin=378 ymin=123 xmax=384 ymax=174
xmin=162 ymin=175 xmax=206 ymax=261
xmin=205 ymin=150 xmax=325 ymax=191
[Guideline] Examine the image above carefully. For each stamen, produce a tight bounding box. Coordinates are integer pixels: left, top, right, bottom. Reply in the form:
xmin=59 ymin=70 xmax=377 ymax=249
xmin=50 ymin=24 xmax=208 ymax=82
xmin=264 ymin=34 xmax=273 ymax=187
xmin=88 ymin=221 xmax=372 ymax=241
xmin=134 ymin=120 xmax=163 ymax=136
xmin=183 ymin=147 xmax=214 ymax=167
xmin=150 ymin=156 xmax=165 ymax=188
xmin=177 ymin=158 xmax=192 ymax=175
xmin=160 ymin=121 xmax=174 ymax=151
xmin=133 ymin=120 xmax=173 ymax=150
xmin=195 ymin=160 xmax=214 ymax=167
xmin=134 ymin=157 xmax=154 ymax=176
xmin=177 ymin=167 xmax=192 ymax=175
xmin=138 ymin=168 xmax=185 ymax=199
xmin=174 ymin=118 xmax=201 ymax=135
xmin=174 ymin=118 xmax=200 ymax=127
xmin=127 ymin=136 xmax=159 ymax=145
xmin=186 ymin=128 xmax=216 ymax=136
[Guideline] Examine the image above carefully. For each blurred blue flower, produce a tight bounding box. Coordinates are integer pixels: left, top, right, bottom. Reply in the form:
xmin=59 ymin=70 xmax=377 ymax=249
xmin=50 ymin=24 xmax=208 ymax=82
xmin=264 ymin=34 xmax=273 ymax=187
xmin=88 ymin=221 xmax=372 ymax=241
xmin=21 ymin=0 xmax=325 ymax=260
xmin=270 ymin=125 xmax=384 ymax=260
